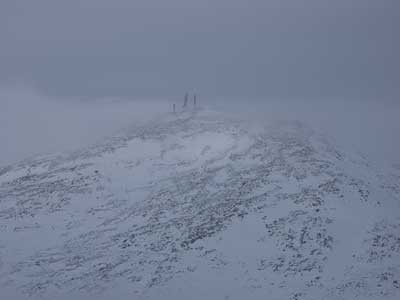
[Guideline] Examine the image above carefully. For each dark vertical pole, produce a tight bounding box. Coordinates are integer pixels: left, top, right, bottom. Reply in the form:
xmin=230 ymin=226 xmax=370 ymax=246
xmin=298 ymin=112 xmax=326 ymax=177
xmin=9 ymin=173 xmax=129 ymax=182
xmin=193 ymin=94 xmax=197 ymax=108
xmin=183 ymin=93 xmax=188 ymax=108
xmin=173 ymin=103 xmax=176 ymax=113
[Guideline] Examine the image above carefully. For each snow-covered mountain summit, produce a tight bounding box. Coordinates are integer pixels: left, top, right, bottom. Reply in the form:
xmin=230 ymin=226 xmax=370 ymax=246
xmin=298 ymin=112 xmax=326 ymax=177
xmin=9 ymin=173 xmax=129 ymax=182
xmin=1 ymin=109 xmax=399 ymax=300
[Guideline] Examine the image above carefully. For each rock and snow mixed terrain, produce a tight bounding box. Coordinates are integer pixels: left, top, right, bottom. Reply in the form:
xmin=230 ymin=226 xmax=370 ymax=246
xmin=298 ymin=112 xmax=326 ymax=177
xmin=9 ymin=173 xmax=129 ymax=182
xmin=0 ymin=109 xmax=399 ymax=300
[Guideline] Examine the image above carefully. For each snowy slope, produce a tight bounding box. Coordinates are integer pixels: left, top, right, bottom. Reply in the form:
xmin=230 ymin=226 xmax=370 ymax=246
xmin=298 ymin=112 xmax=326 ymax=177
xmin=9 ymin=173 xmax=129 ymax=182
xmin=0 ymin=109 xmax=399 ymax=300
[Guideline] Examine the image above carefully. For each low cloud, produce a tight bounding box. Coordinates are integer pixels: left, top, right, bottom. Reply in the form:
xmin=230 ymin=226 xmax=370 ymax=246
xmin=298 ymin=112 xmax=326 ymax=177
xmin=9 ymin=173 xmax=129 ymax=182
xmin=0 ymin=87 xmax=169 ymax=166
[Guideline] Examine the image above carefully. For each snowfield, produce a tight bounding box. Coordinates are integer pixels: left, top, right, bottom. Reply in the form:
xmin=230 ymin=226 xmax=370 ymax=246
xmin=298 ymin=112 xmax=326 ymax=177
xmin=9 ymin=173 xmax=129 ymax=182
xmin=0 ymin=109 xmax=399 ymax=300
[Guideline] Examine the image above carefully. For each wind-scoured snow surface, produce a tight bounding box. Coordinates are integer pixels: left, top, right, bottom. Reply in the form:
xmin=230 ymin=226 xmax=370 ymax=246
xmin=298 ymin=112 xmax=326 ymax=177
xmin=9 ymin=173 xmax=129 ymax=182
xmin=0 ymin=109 xmax=399 ymax=300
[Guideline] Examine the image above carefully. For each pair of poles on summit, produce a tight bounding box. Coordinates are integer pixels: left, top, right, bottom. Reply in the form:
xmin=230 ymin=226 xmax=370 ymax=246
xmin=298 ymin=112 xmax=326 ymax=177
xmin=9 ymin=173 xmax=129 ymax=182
xmin=173 ymin=93 xmax=197 ymax=113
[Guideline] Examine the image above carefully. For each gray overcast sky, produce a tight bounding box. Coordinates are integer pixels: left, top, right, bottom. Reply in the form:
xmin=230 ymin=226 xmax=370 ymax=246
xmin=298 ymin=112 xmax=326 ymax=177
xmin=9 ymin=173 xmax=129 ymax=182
xmin=1 ymin=0 xmax=399 ymax=99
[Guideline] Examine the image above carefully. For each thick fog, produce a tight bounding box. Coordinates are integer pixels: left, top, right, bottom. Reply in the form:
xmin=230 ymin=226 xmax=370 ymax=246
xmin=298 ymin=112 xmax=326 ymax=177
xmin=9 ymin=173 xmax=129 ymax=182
xmin=1 ymin=0 xmax=399 ymax=99
xmin=0 ymin=87 xmax=169 ymax=165
xmin=1 ymin=88 xmax=399 ymax=169
xmin=212 ymin=97 xmax=400 ymax=168
xmin=0 ymin=3 xmax=399 ymax=299
xmin=0 ymin=0 xmax=399 ymax=165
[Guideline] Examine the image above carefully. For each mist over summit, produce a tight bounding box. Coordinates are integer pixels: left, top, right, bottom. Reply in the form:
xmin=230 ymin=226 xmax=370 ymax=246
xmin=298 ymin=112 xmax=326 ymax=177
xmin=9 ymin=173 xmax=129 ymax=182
xmin=1 ymin=1 xmax=399 ymax=299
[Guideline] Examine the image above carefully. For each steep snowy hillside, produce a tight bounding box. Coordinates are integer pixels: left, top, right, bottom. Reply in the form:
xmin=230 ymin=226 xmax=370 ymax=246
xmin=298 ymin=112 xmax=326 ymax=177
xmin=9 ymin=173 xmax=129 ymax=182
xmin=0 ymin=109 xmax=399 ymax=300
